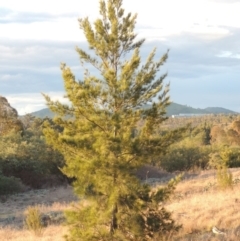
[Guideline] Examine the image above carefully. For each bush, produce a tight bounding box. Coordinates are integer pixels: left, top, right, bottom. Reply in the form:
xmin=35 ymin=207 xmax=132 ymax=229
xmin=0 ymin=131 xmax=65 ymax=188
xmin=25 ymin=206 xmax=44 ymax=236
xmin=0 ymin=174 xmax=24 ymax=195
xmin=208 ymin=151 xmax=233 ymax=189
xmin=160 ymin=147 xmax=210 ymax=172
xmin=209 ymin=148 xmax=240 ymax=169
xmin=223 ymin=148 xmax=240 ymax=168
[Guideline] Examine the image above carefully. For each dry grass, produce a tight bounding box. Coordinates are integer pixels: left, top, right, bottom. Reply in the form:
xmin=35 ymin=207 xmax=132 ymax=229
xmin=1 ymin=169 xmax=240 ymax=240
xmin=0 ymin=226 xmax=68 ymax=241
xmin=164 ymin=168 xmax=240 ymax=240
xmin=0 ymin=186 xmax=77 ymax=241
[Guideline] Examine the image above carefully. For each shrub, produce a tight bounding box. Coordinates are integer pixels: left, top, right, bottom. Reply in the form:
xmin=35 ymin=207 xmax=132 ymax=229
xmin=209 ymin=151 xmax=234 ymax=189
xmin=0 ymin=173 xmax=24 ymax=195
xmin=0 ymin=131 xmax=65 ymax=188
xmin=25 ymin=206 xmax=44 ymax=236
xmin=209 ymin=148 xmax=240 ymax=169
xmin=160 ymin=147 xmax=210 ymax=172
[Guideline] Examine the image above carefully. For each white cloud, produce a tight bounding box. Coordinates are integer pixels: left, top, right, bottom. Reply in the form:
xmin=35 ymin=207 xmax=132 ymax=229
xmin=217 ymin=51 xmax=240 ymax=59
xmin=0 ymin=20 xmax=83 ymax=41
xmin=5 ymin=91 xmax=68 ymax=115
xmin=0 ymin=73 xmax=22 ymax=81
xmin=1 ymin=0 xmax=96 ymax=15
xmin=1 ymin=0 xmax=240 ymax=42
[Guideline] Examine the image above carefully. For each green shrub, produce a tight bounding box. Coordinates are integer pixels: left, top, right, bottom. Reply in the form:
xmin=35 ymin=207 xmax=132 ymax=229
xmin=209 ymin=148 xmax=240 ymax=169
xmin=0 ymin=173 xmax=24 ymax=195
xmin=25 ymin=206 xmax=44 ymax=236
xmin=223 ymin=148 xmax=240 ymax=168
xmin=209 ymin=151 xmax=233 ymax=189
xmin=160 ymin=147 xmax=210 ymax=172
xmin=0 ymin=131 xmax=65 ymax=188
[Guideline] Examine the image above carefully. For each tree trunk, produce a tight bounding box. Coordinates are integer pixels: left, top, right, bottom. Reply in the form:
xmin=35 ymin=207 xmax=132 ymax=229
xmin=110 ymin=204 xmax=118 ymax=235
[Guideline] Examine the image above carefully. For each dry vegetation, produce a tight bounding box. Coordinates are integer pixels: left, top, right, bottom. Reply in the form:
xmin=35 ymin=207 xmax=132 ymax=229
xmin=1 ymin=169 xmax=240 ymax=240
xmin=165 ymin=168 xmax=240 ymax=240
xmin=0 ymin=186 xmax=76 ymax=241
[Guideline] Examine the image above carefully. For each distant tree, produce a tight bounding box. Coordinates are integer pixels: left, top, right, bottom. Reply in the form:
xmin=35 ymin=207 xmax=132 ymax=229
xmin=21 ymin=114 xmax=35 ymax=130
xmin=160 ymin=146 xmax=210 ymax=172
xmin=227 ymin=129 xmax=240 ymax=146
xmin=210 ymin=125 xmax=227 ymax=144
xmin=43 ymin=0 xmax=185 ymax=240
xmin=231 ymin=120 xmax=240 ymax=135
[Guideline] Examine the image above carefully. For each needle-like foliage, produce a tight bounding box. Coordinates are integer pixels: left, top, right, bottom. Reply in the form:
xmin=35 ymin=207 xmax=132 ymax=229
xmin=43 ymin=0 xmax=185 ymax=240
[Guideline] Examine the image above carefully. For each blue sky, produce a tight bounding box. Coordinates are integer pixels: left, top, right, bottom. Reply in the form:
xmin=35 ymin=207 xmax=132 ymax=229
xmin=0 ymin=0 xmax=240 ymax=115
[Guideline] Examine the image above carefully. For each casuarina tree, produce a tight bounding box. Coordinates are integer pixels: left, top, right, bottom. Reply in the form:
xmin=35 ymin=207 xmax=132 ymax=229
xmin=43 ymin=0 xmax=185 ymax=240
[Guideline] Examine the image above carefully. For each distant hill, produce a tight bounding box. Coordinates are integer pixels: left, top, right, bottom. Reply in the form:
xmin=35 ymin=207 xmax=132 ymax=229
xmin=28 ymin=102 xmax=238 ymax=118
xmin=166 ymin=103 xmax=237 ymax=116
xmin=30 ymin=108 xmax=55 ymax=118
xmin=204 ymin=107 xmax=236 ymax=114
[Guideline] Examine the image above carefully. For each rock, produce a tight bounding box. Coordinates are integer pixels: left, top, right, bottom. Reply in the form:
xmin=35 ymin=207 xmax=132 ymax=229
xmin=41 ymin=211 xmax=65 ymax=227
xmin=0 ymin=96 xmax=23 ymax=135
xmin=212 ymin=226 xmax=226 ymax=235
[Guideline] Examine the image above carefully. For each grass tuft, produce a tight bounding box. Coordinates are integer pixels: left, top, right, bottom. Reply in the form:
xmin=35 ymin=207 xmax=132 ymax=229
xmin=24 ymin=206 xmax=44 ymax=236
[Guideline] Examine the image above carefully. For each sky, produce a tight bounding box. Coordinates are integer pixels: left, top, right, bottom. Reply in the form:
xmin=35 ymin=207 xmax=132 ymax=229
xmin=0 ymin=0 xmax=240 ymax=115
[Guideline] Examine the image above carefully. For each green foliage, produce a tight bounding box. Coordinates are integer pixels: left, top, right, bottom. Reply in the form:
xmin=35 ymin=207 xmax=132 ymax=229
xmin=209 ymin=148 xmax=240 ymax=169
xmin=25 ymin=206 xmax=44 ymax=236
xmin=195 ymin=124 xmax=211 ymax=145
xmin=65 ymin=177 xmax=182 ymax=241
xmin=161 ymin=146 xmax=210 ymax=172
xmin=0 ymin=122 xmax=65 ymax=188
xmin=227 ymin=148 xmax=240 ymax=167
xmin=43 ymin=0 xmax=186 ymax=240
xmin=159 ymin=117 xmax=240 ymax=172
xmin=0 ymin=173 xmax=24 ymax=195
xmin=209 ymin=152 xmax=233 ymax=189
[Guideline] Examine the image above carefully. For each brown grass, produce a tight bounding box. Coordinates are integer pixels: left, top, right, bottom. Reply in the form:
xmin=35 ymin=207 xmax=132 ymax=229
xmin=1 ymin=169 xmax=240 ymax=240
xmin=0 ymin=226 xmax=68 ymax=241
xmin=0 ymin=186 xmax=76 ymax=240
xmin=164 ymin=168 xmax=240 ymax=240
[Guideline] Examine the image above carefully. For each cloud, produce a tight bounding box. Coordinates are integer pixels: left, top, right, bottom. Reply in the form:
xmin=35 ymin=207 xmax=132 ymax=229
xmin=1 ymin=0 xmax=98 ymax=15
xmin=0 ymin=39 xmax=91 ymax=95
xmin=217 ymin=51 xmax=240 ymax=59
xmin=2 ymin=0 xmax=240 ymax=42
xmin=5 ymin=91 xmax=68 ymax=115
xmin=0 ymin=73 xmax=22 ymax=81
xmin=1 ymin=32 xmax=240 ymax=113
xmin=0 ymin=10 xmax=50 ymax=24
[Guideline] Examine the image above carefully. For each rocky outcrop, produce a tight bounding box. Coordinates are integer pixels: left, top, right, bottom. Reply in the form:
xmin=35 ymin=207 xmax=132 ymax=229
xmin=0 ymin=96 xmax=23 ymax=135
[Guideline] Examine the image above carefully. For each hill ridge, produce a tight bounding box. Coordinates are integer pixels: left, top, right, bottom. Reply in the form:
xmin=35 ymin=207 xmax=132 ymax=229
xmin=26 ymin=102 xmax=238 ymax=118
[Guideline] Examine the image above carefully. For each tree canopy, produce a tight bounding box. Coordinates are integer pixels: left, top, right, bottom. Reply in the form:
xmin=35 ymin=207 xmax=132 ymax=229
xmin=43 ymin=0 xmax=185 ymax=240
